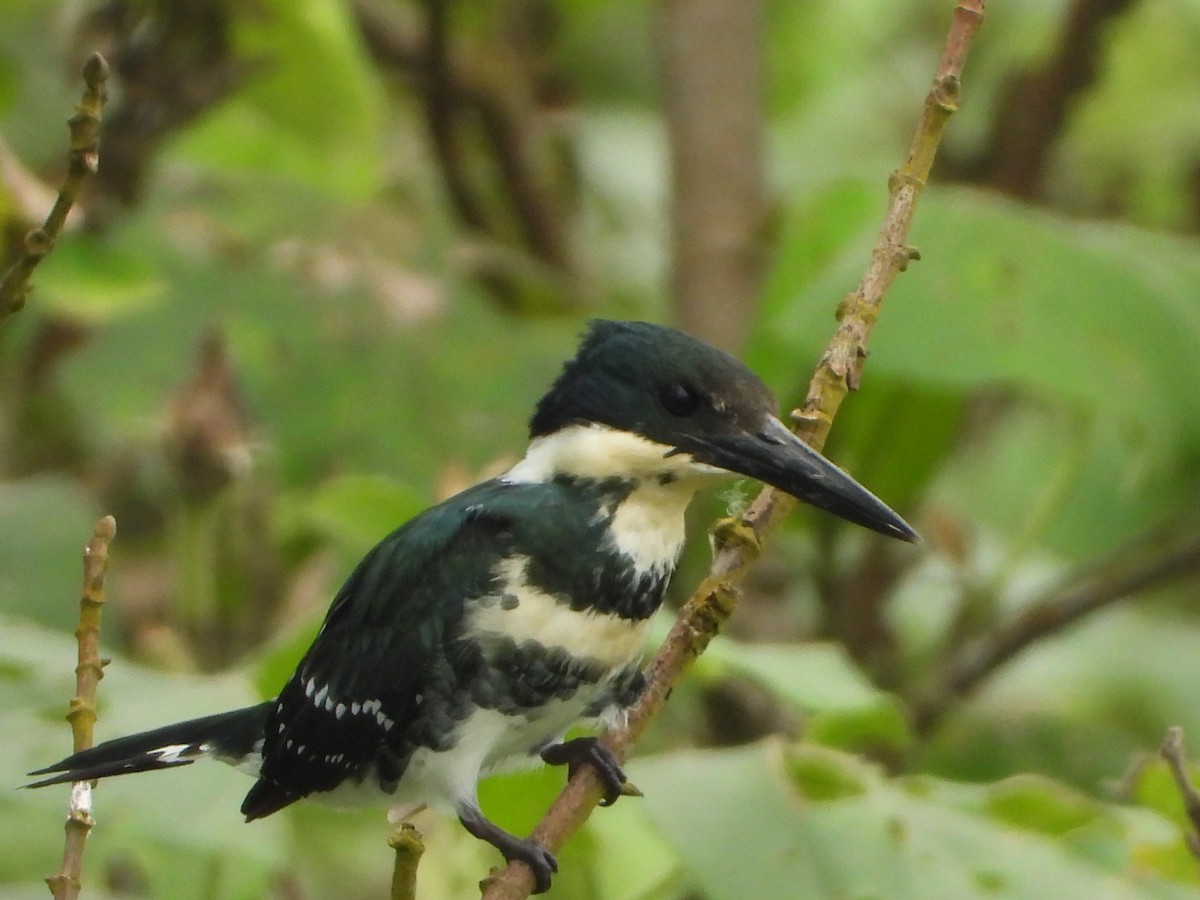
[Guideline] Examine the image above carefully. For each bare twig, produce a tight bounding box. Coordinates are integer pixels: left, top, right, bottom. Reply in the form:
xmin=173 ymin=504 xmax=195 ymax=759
xmin=389 ymin=823 xmax=426 ymax=900
xmin=1160 ymin=727 xmax=1200 ymax=860
xmin=0 ymin=53 xmax=108 ymax=326
xmin=46 ymin=515 xmax=117 ymax=900
xmin=914 ymin=530 xmax=1200 ymax=734
xmin=479 ymin=3 xmax=987 ymax=897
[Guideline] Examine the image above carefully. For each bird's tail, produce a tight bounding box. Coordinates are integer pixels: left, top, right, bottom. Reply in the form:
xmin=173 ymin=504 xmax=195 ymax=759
xmin=26 ymin=702 xmax=271 ymax=788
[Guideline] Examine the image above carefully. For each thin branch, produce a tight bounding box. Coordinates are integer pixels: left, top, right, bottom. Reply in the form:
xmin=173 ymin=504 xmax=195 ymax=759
xmin=46 ymin=515 xmax=117 ymax=900
xmin=914 ymin=529 xmax=1200 ymax=734
xmin=1161 ymin=727 xmax=1200 ymax=860
xmin=479 ymin=3 xmax=987 ymax=897
xmin=0 ymin=53 xmax=108 ymax=326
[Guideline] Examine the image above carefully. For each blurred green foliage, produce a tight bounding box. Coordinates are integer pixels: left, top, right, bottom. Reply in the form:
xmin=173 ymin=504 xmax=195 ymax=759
xmin=2 ymin=1 xmax=1200 ymax=898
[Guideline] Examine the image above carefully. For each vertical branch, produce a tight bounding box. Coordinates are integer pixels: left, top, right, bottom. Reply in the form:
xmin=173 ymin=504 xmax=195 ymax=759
xmin=46 ymin=515 xmax=117 ymax=900
xmin=479 ymin=3 xmax=986 ymax=898
xmin=389 ymin=822 xmax=426 ymax=900
xmin=793 ymin=0 xmax=985 ymax=451
xmin=1161 ymin=727 xmax=1200 ymax=860
xmin=0 ymin=54 xmax=108 ymax=325
xmin=659 ymin=0 xmax=766 ymax=351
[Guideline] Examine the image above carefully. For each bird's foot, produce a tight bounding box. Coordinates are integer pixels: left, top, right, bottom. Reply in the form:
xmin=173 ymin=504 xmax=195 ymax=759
xmin=459 ymin=807 xmax=558 ymax=894
xmin=541 ymin=736 xmax=639 ymax=807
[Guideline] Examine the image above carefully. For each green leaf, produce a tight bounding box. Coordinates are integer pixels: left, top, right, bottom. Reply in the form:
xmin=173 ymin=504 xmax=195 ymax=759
xmin=757 ymin=178 xmax=883 ymax=341
xmin=932 ymin=398 xmax=1181 ymax=558
xmin=479 ymin=762 xmax=683 ymax=900
xmin=0 ymin=477 xmax=101 ymax=631
xmin=170 ymin=0 xmax=385 ymax=199
xmin=700 ymin=639 xmax=887 ymax=713
xmin=632 ymin=741 xmax=1198 ymax=900
xmin=985 ymin=774 xmax=1107 ymax=837
xmin=1129 ymin=757 xmax=1200 ymax=886
xmin=1059 ymin=0 xmax=1200 ymax=229
xmin=756 ymin=184 xmax=1200 ymax=453
xmin=785 ymin=743 xmax=870 ymax=801
xmin=818 ymin=377 xmax=966 ymax=516
xmin=36 ymin=233 xmax=166 ymax=322
xmin=696 ymin=637 xmax=913 ymax=756
xmin=584 ymin=798 xmax=684 ymax=900
xmin=300 ymin=473 xmax=428 ymax=558
xmin=1133 ymin=757 xmax=1200 ymax=835
xmin=927 ymin=610 xmax=1200 ymax=790
xmin=752 ymin=183 xmax=1200 ymax=556
xmin=806 ymin=701 xmax=914 ymax=758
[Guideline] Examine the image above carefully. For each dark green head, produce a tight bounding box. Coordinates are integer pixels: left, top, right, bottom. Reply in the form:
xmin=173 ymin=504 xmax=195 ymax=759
xmin=530 ymin=321 xmax=918 ymax=542
xmin=531 ymin=321 xmax=773 ymax=444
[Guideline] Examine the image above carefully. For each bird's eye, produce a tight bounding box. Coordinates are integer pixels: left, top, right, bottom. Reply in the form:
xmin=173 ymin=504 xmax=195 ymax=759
xmin=660 ymin=383 xmax=701 ymax=417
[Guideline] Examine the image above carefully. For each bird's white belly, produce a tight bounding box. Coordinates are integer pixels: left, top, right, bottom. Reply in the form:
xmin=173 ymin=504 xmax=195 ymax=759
xmin=308 ymin=688 xmax=614 ymax=817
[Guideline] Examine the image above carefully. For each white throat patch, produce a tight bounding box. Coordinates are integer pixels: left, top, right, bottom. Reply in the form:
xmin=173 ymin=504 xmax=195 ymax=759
xmin=503 ymin=424 xmax=722 ymax=577
xmin=502 ymin=423 xmax=721 ymax=486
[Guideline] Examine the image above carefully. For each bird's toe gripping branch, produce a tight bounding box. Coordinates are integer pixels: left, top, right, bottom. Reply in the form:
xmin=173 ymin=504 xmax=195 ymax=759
xmin=461 ymin=805 xmax=559 ymax=894
xmin=541 ymin=736 xmax=639 ymax=807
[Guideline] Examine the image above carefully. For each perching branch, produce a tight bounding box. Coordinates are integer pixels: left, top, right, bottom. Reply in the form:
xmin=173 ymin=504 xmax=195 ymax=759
xmin=46 ymin=515 xmax=117 ymax=900
xmin=479 ymin=3 xmax=987 ymax=897
xmin=913 ymin=528 xmax=1200 ymax=735
xmin=1160 ymin=727 xmax=1200 ymax=860
xmin=0 ymin=53 xmax=108 ymax=326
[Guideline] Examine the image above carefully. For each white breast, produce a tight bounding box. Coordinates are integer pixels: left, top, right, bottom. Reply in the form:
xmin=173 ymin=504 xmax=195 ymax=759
xmin=470 ymin=555 xmax=656 ymax=669
xmin=604 ymin=477 xmax=694 ymax=577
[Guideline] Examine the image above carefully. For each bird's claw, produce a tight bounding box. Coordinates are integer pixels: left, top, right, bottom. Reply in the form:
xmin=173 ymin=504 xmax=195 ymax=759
xmin=541 ymin=736 xmax=635 ymax=807
xmin=463 ymin=810 xmax=558 ymax=894
xmin=509 ymin=840 xmax=558 ymax=894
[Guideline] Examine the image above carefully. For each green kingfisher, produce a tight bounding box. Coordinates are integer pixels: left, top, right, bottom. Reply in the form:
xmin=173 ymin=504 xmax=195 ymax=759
xmin=29 ymin=320 xmax=916 ymax=892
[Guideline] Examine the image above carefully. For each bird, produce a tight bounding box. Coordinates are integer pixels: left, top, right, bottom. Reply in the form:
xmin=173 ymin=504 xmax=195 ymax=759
xmin=28 ymin=320 xmax=917 ymax=893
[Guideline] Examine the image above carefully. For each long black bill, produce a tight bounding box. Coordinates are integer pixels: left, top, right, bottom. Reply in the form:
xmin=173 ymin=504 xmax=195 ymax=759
xmin=689 ymin=415 xmax=919 ymax=543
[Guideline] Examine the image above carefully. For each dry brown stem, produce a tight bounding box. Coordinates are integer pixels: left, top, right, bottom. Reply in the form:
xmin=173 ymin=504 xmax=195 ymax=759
xmin=479 ymin=3 xmax=987 ymax=897
xmin=1161 ymin=727 xmax=1200 ymax=860
xmin=0 ymin=53 xmax=108 ymax=326
xmin=45 ymin=515 xmax=117 ymax=900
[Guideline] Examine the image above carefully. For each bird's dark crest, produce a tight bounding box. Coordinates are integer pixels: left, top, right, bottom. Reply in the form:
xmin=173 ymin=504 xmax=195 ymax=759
xmin=529 ymin=320 xmax=776 ymax=440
